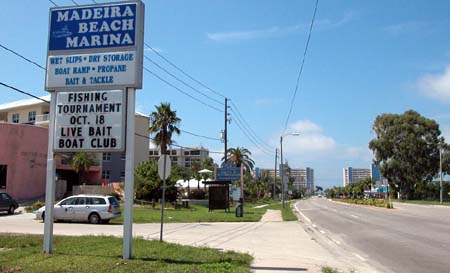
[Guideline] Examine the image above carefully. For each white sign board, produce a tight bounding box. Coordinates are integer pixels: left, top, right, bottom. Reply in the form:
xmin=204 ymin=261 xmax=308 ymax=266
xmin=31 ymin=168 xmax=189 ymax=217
xmin=53 ymin=89 xmax=125 ymax=151
xmin=45 ymin=1 xmax=144 ymax=91
xmin=46 ymin=51 xmax=138 ymax=90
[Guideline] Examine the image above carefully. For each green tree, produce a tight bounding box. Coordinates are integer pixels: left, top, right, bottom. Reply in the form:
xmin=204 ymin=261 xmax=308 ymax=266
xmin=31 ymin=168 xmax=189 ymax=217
xmin=70 ymin=152 xmax=95 ymax=183
xmin=134 ymin=161 xmax=178 ymax=202
xmin=222 ymin=147 xmax=255 ymax=173
xmin=369 ymin=110 xmax=441 ymax=199
xmin=148 ymin=103 xmax=181 ymax=155
xmin=191 ymin=159 xmax=202 ymax=190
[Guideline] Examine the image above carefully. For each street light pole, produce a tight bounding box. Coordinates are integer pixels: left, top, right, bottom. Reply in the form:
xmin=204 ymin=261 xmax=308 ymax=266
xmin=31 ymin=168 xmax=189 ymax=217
xmin=279 ymin=132 xmax=300 ymax=209
xmin=280 ymin=136 xmax=285 ymax=208
xmin=274 ymin=148 xmax=278 ymax=200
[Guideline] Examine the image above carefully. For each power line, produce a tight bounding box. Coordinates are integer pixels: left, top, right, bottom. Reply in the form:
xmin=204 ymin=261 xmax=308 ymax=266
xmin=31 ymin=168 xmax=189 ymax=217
xmin=231 ymin=109 xmax=274 ymax=156
xmin=283 ymin=0 xmax=319 ymax=134
xmin=0 ymin=81 xmax=222 ymax=146
xmin=144 ymin=55 xmax=224 ymax=106
xmin=231 ymin=112 xmax=274 ymax=156
xmin=0 ymin=43 xmax=46 ymax=71
xmin=145 ymin=43 xmax=227 ymax=99
xmin=134 ymin=133 xmax=223 ymax=154
xmin=180 ymin=129 xmax=221 ymax=141
xmin=230 ymin=101 xmax=274 ymax=150
xmin=48 ymin=0 xmax=58 ymax=6
xmin=0 ymin=82 xmax=50 ymax=103
xmin=70 ymin=0 xmax=79 ymax=6
xmin=143 ymin=67 xmax=223 ymax=113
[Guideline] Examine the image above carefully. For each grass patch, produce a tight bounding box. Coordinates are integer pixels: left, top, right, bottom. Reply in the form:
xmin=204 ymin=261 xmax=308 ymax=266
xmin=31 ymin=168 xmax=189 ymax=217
xmin=0 ymin=234 xmax=252 ymax=273
xmin=395 ymin=199 xmax=450 ymax=206
xmin=111 ymin=203 xmax=269 ymax=224
xmin=333 ymin=198 xmax=393 ymax=209
xmin=322 ymin=267 xmax=339 ymax=273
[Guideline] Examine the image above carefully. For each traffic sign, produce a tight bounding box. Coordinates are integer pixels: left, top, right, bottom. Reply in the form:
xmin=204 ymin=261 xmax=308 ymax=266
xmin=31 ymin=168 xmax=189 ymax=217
xmin=217 ymin=166 xmax=241 ymax=181
xmin=158 ymin=155 xmax=171 ymax=180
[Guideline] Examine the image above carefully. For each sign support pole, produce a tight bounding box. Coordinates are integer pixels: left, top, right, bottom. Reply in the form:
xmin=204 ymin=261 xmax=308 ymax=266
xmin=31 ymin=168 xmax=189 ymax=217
xmin=43 ymin=92 xmax=57 ymax=254
xmin=123 ymin=88 xmax=135 ymax=259
xmin=160 ymin=155 xmax=167 ymax=242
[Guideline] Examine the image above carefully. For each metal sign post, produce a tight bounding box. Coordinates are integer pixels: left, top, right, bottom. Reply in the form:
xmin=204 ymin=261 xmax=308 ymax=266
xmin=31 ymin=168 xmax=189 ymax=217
xmin=158 ymin=154 xmax=171 ymax=242
xmin=123 ymin=88 xmax=135 ymax=259
xmin=43 ymin=92 xmax=57 ymax=254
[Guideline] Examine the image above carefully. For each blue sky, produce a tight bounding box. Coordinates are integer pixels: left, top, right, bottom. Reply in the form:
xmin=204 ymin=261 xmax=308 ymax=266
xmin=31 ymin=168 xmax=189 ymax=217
xmin=1 ymin=0 xmax=450 ymax=188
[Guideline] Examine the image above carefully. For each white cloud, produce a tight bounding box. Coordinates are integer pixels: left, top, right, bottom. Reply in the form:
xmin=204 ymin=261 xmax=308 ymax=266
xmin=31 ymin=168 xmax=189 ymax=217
xmin=384 ymin=21 xmax=427 ymax=35
xmin=417 ymin=66 xmax=450 ymax=102
xmin=206 ymin=12 xmax=354 ymax=42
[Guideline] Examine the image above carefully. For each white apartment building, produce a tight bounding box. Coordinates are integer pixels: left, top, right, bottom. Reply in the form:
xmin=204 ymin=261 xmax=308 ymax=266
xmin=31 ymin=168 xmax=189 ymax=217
xmin=342 ymin=164 xmax=381 ymax=186
xmin=149 ymin=147 xmax=210 ymax=168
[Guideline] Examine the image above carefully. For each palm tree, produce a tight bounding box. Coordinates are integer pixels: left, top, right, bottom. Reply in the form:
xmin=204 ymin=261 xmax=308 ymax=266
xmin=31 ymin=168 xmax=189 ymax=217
xmin=70 ymin=152 xmax=95 ymax=184
xmin=149 ymin=103 xmax=181 ymax=155
xmin=191 ymin=160 xmax=202 ymax=190
xmin=222 ymin=147 xmax=255 ymax=173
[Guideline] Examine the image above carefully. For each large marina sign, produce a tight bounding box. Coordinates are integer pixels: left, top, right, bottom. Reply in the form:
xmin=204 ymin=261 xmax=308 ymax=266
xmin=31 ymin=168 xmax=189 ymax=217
xmin=45 ymin=1 xmax=144 ymax=91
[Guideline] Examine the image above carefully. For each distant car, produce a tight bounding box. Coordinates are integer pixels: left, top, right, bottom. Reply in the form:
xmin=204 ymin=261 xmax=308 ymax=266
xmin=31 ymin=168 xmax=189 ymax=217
xmin=36 ymin=194 xmax=121 ymax=224
xmin=0 ymin=192 xmax=19 ymax=215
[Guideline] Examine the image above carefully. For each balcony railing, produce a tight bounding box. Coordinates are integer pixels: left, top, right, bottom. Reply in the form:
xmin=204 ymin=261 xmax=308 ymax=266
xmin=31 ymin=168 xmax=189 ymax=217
xmin=35 ymin=114 xmax=49 ymax=123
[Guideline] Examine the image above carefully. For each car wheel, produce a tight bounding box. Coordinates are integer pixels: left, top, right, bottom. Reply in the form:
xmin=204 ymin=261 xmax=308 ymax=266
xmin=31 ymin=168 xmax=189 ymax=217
xmin=41 ymin=212 xmax=45 ymax=222
xmin=8 ymin=205 xmax=15 ymax=215
xmin=89 ymin=213 xmax=101 ymax=224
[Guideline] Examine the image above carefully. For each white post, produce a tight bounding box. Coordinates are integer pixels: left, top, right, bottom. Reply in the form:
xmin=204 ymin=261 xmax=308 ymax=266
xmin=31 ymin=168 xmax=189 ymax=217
xmin=123 ymin=88 xmax=135 ymax=259
xmin=43 ymin=92 xmax=56 ymax=254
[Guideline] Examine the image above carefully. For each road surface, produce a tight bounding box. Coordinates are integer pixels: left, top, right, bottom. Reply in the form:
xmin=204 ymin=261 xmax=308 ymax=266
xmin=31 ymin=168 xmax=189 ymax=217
xmin=295 ymin=197 xmax=450 ymax=273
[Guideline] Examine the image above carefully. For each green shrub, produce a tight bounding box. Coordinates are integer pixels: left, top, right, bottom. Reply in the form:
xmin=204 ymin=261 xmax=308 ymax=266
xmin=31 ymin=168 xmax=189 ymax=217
xmin=25 ymin=200 xmax=45 ymax=212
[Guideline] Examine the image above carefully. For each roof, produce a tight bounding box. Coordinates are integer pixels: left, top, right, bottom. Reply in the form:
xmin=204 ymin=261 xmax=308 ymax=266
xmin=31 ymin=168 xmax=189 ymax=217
xmin=0 ymin=95 xmax=50 ymax=111
xmin=135 ymin=111 xmax=149 ymax=118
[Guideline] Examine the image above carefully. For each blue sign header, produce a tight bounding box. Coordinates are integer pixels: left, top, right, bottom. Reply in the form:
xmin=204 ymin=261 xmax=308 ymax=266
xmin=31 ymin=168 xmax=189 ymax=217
xmin=217 ymin=166 xmax=241 ymax=181
xmin=49 ymin=2 xmax=137 ymax=51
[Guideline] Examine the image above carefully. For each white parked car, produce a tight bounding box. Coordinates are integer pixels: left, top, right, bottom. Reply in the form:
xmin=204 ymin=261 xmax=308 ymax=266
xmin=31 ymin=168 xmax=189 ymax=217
xmin=36 ymin=194 xmax=121 ymax=224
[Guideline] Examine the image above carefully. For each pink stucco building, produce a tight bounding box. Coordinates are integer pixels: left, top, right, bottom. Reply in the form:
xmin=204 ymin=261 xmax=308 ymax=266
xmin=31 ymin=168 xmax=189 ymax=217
xmin=0 ymin=123 xmax=48 ymax=200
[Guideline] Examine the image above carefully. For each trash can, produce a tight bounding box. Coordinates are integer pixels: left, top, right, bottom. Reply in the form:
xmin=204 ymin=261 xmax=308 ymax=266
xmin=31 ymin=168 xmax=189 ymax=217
xmin=235 ymin=198 xmax=243 ymax=217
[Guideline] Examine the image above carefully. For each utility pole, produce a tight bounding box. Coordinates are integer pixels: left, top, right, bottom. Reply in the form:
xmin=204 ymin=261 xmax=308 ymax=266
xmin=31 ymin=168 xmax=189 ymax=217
xmin=280 ymin=136 xmax=285 ymax=208
xmin=440 ymin=147 xmax=443 ymax=204
xmin=224 ymin=98 xmax=229 ymax=164
xmin=274 ymin=148 xmax=278 ymax=200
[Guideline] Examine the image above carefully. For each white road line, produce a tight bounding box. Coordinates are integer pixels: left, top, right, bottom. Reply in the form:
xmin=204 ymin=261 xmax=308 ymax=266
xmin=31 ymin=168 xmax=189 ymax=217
xmin=351 ymin=214 xmax=360 ymax=218
xmin=353 ymin=253 xmax=367 ymax=262
xmin=312 ymin=224 xmax=317 ymax=228
xmin=334 ymin=240 xmax=341 ymax=245
xmin=319 ymin=230 xmax=326 ymax=234
xmin=294 ymin=203 xmax=312 ymax=223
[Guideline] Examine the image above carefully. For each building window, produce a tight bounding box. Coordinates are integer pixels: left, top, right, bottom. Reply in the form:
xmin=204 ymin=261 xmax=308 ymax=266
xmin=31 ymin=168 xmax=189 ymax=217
xmin=149 ymin=151 xmax=154 ymax=156
xmin=121 ymin=153 xmax=126 ymax=160
xmin=190 ymin=150 xmax=200 ymax=156
xmin=0 ymin=165 xmax=7 ymax=189
xmin=12 ymin=113 xmax=19 ymax=123
xmin=102 ymin=152 xmax=111 ymax=161
xmin=28 ymin=111 xmax=36 ymax=123
xmin=171 ymin=150 xmax=177 ymax=155
xmin=184 ymin=151 xmax=189 ymax=155
xmin=120 ymin=171 xmax=126 ymax=182
xmin=101 ymin=170 xmax=110 ymax=180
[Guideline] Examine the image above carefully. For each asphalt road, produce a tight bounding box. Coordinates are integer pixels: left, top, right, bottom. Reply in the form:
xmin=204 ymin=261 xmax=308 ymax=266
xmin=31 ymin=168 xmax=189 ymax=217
xmin=295 ymin=198 xmax=450 ymax=273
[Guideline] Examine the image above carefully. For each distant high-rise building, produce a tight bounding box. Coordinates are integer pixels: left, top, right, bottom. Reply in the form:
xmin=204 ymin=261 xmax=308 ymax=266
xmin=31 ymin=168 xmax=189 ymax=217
xmin=343 ymin=164 xmax=382 ymax=186
xmin=265 ymin=167 xmax=315 ymax=195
